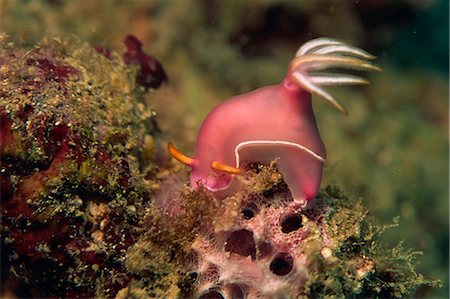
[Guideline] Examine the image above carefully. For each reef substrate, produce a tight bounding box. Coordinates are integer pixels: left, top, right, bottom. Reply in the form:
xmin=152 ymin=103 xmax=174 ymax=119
xmin=0 ymin=35 xmax=436 ymax=298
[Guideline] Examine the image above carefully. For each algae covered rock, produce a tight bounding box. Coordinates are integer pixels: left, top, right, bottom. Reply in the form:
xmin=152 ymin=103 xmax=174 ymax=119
xmin=0 ymin=34 xmax=166 ymax=297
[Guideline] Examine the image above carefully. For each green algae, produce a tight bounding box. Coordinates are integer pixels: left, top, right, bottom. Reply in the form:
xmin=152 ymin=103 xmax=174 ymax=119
xmin=300 ymin=187 xmax=439 ymax=299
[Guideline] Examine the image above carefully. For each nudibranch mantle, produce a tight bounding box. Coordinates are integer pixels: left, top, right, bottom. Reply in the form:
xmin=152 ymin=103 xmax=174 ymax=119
xmin=169 ymin=37 xmax=379 ymax=206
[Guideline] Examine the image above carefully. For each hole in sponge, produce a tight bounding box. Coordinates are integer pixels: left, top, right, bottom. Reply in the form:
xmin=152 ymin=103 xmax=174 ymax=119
xmin=241 ymin=202 xmax=258 ymax=220
xmin=188 ymin=271 xmax=198 ymax=281
xmin=199 ymin=289 xmax=224 ymax=299
xmin=224 ymin=229 xmax=256 ymax=260
xmin=226 ymin=284 xmax=245 ymax=299
xmin=280 ymin=213 xmax=302 ymax=233
xmin=270 ymin=253 xmax=294 ymax=276
xmin=242 ymin=208 xmax=255 ymax=219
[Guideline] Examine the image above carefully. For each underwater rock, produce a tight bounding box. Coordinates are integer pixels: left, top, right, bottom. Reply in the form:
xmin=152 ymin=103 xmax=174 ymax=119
xmin=0 ymin=34 xmax=164 ymax=298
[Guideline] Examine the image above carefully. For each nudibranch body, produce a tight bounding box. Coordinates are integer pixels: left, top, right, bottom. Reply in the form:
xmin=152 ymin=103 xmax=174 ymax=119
xmin=169 ymin=38 xmax=379 ymax=206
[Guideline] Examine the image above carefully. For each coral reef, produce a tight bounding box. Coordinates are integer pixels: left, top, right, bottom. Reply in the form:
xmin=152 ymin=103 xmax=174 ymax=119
xmin=0 ymin=34 xmax=166 ymax=297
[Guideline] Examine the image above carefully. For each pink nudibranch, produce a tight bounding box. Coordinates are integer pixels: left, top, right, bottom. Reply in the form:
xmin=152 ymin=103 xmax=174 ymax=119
xmin=169 ymin=38 xmax=379 ymax=206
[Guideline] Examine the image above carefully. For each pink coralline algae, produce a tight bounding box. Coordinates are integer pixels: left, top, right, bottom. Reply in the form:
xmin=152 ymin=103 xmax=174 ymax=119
xmin=169 ymin=38 xmax=379 ymax=206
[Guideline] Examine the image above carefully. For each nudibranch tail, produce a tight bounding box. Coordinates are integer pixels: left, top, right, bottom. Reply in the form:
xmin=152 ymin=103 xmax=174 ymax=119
xmin=289 ymin=37 xmax=380 ymax=114
xmin=167 ymin=142 xmax=194 ymax=165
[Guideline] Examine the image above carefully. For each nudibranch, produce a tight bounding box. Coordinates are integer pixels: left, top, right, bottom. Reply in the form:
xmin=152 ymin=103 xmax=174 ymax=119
xmin=169 ymin=38 xmax=379 ymax=206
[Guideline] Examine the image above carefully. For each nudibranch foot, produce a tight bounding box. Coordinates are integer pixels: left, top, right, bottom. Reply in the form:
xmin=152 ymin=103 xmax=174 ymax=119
xmin=288 ymin=37 xmax=380 ymax=114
